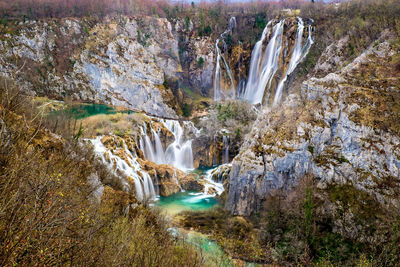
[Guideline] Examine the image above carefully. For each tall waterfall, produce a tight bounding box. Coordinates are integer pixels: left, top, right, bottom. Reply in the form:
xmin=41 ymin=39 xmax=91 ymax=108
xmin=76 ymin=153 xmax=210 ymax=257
xmin=214 ymin=17 xmax=236 ymax=101
xmin=139 ymin=119 xmax=194 ymax=172
xmin=273 ymin=18 xmax=314 ymax=105
xmin=91 ymin=136 xmax=156 ymax=201
xmin=243 ymin=20 xmax=285 ymax=104
xmin=242 ymin=18 xmax=314 ymax=105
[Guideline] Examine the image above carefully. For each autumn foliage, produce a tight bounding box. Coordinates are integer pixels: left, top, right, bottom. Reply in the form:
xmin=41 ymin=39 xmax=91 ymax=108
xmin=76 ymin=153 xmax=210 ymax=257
xmin=0 ymin=0 xmax=171 ymax=18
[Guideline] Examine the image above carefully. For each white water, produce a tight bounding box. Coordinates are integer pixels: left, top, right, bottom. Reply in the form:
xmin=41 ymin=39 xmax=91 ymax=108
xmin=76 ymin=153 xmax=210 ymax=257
xmin=222 ymin=135 xmax=230 ymax=164
xmin=273 ymin=17 xmax=314 ymax=105
xmin=90 ymin=136 xmax=156 ymax=201
xmin=203 ymin=168 xmax=225 ymax=196
xmin=243 ymin=18 xmax=313 ymax=105
xmin=244 ymin=20 xmax=285 ymax=104
xmin=241 ymin=21 xmax=272 ymax=99
xmin=214 ymin=17 xmax=236 ymax=101
xmin=139 ymin=119 xmax=195 ymax=172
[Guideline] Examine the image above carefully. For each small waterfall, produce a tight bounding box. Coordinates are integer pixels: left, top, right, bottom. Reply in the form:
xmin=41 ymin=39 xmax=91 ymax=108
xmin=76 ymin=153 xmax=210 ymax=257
xmin=152 ymin=129 xmax=166 ymax=164
xmin=214 ymin=17 xmax=236 ymax=101
xmin=203 ymin=168 xmax=224 ymax=196
xmin=90 ymin=136 xmax=157 ymax=201
xmin=222 ymin=135 xmax=230 ymax=164
xmin=163 ymin=119 xmax=194 ymax=171
xmin=139 ymin=119 xmax=195 ymax=172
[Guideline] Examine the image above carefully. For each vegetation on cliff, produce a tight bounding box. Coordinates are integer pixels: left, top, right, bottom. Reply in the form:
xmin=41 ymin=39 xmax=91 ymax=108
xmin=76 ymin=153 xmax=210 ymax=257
xmin=0 ymin=77 xmax=203 ymax=266
xmin=181 ymin=175 xmax=400 ymax=266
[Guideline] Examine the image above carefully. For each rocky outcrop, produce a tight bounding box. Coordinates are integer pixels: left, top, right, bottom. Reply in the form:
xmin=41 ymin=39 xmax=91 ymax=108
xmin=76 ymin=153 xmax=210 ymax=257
xmin=225 ymin=31 xmax=400 ymax=216
xmin=0 ymin=17 xmax=181 ymax=117
xmin=140 ymin=160 xmax=203 ymax=196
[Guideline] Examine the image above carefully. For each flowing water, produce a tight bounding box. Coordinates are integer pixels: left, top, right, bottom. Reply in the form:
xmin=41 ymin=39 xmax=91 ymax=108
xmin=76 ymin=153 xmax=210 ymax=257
xmin=241 ymin=18 xmax=313 ymax=105
xmin=243 ymin=19 xmax=285 ymax=104
xmin=156 ymin=166 xmax=224 ymax=216
xmin=273 ymin=17 xmax=314 ymax=105
xmin=90 ymin=136 xmax=157 ymax=201
xmin=214 ymin=17 xmax=237 ymax=101
xmin=139 ymin=119 xmax=194 ymax=172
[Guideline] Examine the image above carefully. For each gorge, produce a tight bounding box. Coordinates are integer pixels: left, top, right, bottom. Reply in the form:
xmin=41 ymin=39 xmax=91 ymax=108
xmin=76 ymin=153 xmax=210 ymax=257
xmin=1 ymin=0 xmax=400 ymax=265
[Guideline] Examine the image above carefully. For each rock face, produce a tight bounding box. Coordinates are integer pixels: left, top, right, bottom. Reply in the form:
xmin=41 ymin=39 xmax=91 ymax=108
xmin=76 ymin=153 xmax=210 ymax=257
xmin=187 ymin=36 xmax=215 ymax=95
xmin=0 ymin=17 xmax=181 ymax=117
xmin=225 ymin=31 xmax=400 ymax=216
xmin=141 ymin=160 xmax=203 ymax=196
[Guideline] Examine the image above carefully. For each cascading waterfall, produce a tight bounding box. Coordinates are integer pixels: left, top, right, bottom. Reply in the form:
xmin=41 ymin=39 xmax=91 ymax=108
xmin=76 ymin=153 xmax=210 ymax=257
xmin=273 ymin=17 xmax=314 ymax=105
xmin=214 ymin=17 xmax=236 ymax=101
xmin=90 ymin=136 xmax=156 ymax=201
xmin=240 ymin=21 xmax=272 ymax=99
xmin=139 ymin=119 xmax=195 ymax=172
xmin=242 ymin=18 xmax=313 ymax=105
xmin=203 ymin=168 xmax=224 ymax=196
xmin=163 ymin=120 xmax=194 ymax=171
xmin=243 ymin=20 xmax=285 ymax=104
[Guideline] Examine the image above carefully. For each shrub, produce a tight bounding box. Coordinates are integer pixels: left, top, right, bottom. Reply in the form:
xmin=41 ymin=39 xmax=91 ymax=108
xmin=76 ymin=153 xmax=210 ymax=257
xmin=197 ymin=57 xmax=204 ymax=68
xmin=0 ymin=77 xmax=203 ymax=266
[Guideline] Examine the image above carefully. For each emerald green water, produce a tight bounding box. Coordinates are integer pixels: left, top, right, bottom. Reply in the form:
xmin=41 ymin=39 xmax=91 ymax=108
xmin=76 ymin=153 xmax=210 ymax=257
xmin=52 ymin=104 xmax=134 ymax=119
xmin=156 ymin=191 xmax=220 ymax=216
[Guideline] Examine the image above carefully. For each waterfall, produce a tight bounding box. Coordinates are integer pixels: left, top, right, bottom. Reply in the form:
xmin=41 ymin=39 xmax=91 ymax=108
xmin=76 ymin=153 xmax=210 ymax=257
xmin=139 ymin=119 xmax=195 ymax=172
xmin=162 ymin=119 xmax=194 ymax=171
xmin=203 ymin=168 xmax=224 ymax=196
xmin=242 ymin=18 xmax=314 ymax=105
xmin=90 ymin=136 xmax=157 ymax=201
xmin=242 ymin=21 xmax=272 ymax=100
xmin=244 ymin=20 xmax=285 ymax=104
xmin=273 ymin=17 xmax=314 ymax=105
xmin=214 ymin=17 xmax=236 ymax=101
xmin=222 ymin=135 xmax=230 ymax=164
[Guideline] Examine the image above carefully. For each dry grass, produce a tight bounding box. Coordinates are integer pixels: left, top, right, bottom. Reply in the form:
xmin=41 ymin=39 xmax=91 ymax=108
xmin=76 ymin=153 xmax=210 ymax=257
xmin=0 ymin=77 xmax=204 ymax=266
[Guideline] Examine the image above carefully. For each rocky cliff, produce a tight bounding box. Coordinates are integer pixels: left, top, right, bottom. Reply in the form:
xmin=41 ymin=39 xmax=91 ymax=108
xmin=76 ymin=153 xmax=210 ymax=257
xmin=225 ymin=30 xmax=400 ymax=216
xmin=0 ymin=16 xmax=183 ymax=117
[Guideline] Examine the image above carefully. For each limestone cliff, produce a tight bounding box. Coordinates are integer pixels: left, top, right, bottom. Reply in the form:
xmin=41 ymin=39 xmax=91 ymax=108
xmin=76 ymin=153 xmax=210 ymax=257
xmin=0 ymin=16 xmax=182 ymax=117
xmin=225 ymin=30 xmax=400 ymax=216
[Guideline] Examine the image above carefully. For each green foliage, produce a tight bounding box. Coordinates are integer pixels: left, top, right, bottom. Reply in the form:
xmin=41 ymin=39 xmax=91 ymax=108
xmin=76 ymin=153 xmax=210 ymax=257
xmin=255 ymin=14 xmax=266 ymax=29
xmin=182 ymin=103 xmax=192 ymax=117
xmin=308 ymin=145 xmax=314 ymax=154
xmin=235 ymin=127 xmax=241 ymax=139
xmin=304 ymin=187 xmax=313 ymax=240
xmin=137 ymin=28 xmax=151 ymax=47
xmin=197 ymin=57 xmax=204 ymax=68
xmin=0 ymin=16 xmax=7 ymax=26
xmin=225 ymin=34 xmax=233 ymax=46
xmin=338 ymin=155 xmax=349 ymax=163
xmin=73 ymin=122 xmax=83 ymax=140
xmin=348 ymin=42 xmax=355 ymax=56
xmin=185 ymin=16 xmax=190 ymax=31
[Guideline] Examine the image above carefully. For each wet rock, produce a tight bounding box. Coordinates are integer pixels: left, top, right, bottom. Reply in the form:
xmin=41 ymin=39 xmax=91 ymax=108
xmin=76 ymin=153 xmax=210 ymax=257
xmin=140 ymin=160 xmax=203 ymax=196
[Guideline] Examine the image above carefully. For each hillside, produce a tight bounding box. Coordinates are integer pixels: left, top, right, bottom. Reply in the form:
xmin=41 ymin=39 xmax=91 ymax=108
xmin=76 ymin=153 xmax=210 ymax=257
xmin=1 ymin=0 xmax=400 ymax=266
